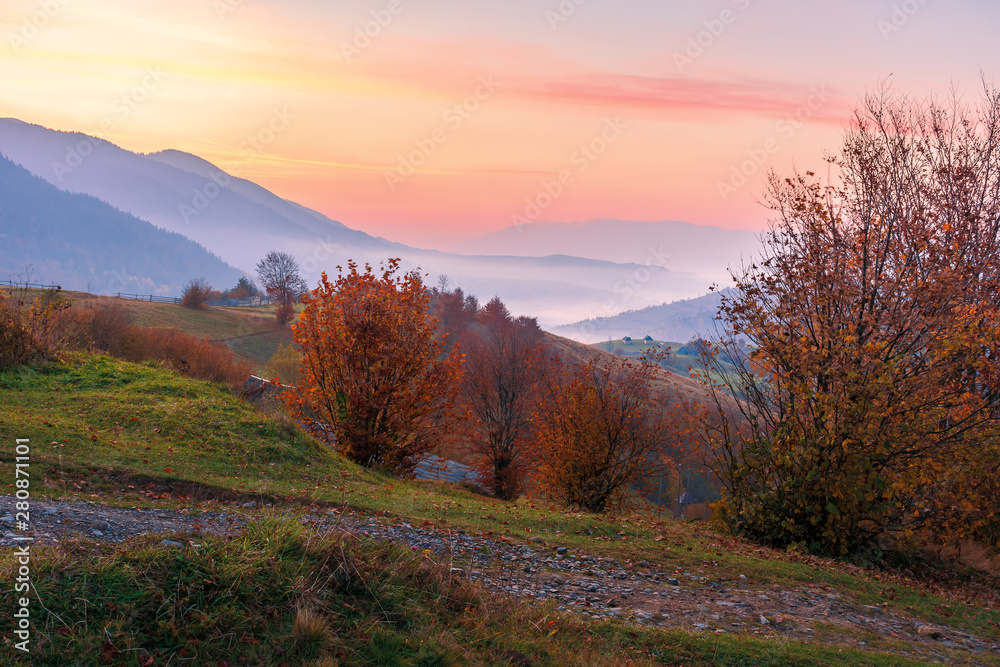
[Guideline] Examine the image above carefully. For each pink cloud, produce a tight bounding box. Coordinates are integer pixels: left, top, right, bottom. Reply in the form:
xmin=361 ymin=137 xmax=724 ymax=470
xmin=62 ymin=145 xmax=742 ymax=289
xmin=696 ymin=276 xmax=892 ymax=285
xmin=349 ymin=37 xmax=847 ymax=121
xmin=512 ymin=73 xmax=844 ymax=120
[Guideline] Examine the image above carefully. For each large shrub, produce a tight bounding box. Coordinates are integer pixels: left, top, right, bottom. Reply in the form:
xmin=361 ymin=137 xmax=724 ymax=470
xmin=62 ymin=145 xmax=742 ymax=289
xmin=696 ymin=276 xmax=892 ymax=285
xmin=699 ymin=85 xmax=1000 ymax=556
xmin=285 ymin=259 xmax=462 ymax=475
xmin=0 ymin=288 xmax=69 ymax=369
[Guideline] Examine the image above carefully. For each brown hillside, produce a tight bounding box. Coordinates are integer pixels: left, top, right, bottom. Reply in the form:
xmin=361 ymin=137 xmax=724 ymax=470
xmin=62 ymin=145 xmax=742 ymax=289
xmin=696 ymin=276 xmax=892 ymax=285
xmin=22 ymin=289 xmax=292 ymax=372
xmin=543 ymin=331 xmax=715 ymax=409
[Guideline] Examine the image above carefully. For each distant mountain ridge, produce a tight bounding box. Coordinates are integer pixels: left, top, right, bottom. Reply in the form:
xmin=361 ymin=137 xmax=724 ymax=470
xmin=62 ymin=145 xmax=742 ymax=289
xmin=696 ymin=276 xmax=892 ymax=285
xmin=0 ymin=153 xmax=243 ymax=295
xmin=452 ymin=219 xmax=760 ymax=287
xmin=0 ymin=118 xmax=727 ymax=325
xmin=0 ymin=118 xmax=393 ymax=264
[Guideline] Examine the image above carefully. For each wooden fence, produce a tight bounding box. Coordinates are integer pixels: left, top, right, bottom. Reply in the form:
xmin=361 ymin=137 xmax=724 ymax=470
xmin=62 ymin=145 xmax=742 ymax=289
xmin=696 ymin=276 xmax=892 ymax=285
xmin=206 ymin=295 xmax=273 ymax=307
xmin=116 ymin=292 xmax=181 ymax=303
xmin=0 ymin=279 xmax=60 ymax=290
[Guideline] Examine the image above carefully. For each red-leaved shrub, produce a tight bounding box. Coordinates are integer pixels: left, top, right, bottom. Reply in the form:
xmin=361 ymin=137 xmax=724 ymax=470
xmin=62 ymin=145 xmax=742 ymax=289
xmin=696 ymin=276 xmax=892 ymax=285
xmin=73 ymin=301 xmax=251 ymax=390
xmin=181 ymin=278 xmax=213 ymax=309
xmin=0 ymin=288 xmax=71 ymax=369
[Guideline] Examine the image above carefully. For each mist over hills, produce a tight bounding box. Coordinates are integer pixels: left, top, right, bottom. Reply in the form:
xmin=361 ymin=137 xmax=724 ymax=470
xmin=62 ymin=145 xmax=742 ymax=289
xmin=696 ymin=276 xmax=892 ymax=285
xmin=0 ymin=153 xmax=243 ymax=295
xmin=552 ymin=290 xmax=728 ymax=344
xmin=453 ymin=219 xmax=760 ymax=288
xmin=0 ymin=118 xmax=739 ymax=325
xmin=0 ymin=119 xmax=706 ymax=324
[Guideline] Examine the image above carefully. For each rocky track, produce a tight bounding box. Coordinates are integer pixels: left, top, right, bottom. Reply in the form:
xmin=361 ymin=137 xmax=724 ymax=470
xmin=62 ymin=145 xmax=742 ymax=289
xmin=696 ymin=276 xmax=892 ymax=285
xmin=3 ymin=496 xmax=997 ymax=664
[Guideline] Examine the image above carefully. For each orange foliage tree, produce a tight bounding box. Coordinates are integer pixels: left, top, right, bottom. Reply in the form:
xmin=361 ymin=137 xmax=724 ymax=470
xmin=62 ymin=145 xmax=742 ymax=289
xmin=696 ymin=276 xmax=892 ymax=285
xmin=532 ymin=354 xmax=683 ymax=512
xmin=181 ymin=278 xmax=212 ymax=309
xmin=285 ymin=259 xmax=463 ymax=475
xmin=461 ymin=297 xmax=547 ymax=500
xmin=698 ymin=85 xmax=1000 ymax=556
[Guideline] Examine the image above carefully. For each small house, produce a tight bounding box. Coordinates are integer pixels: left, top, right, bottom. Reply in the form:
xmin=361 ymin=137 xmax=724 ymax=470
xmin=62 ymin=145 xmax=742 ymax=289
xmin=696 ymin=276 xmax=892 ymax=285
xmin=643 ymin=335 xmax=654 ymax=344
xmin=622 ymin=336 xmax=632 ymax=345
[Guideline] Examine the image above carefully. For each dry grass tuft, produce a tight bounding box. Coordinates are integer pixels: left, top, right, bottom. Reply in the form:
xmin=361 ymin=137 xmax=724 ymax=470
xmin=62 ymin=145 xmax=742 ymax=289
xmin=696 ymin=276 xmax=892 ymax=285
xmin=309 ymin=658 xmax=340 ymax=667
xmin=293 ymin=607 xmax=334 ymax=648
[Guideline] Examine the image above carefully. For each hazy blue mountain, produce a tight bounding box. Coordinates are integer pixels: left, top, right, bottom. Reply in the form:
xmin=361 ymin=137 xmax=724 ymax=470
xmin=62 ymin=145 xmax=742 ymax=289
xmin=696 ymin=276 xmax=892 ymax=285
xmin=0 ymin=153 xmax=243 ymax=295
xmin=552 ymin=289 xmax=729 ymax=343
xmin=0 ymin=118 xmax=718 ymax=325
xmin=0 ymin=118 xmax=394 ymax=267
xmin=451 ymin=219 xmax=761 ymax=287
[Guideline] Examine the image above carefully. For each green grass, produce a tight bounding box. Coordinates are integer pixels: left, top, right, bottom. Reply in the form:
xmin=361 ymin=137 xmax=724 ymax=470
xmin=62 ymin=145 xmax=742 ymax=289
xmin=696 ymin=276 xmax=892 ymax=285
xmin=223 ymin=326 xmax=294 ymax=371
xmin=0 ymin=353 xmax=351 ymax=505
xmin=212 ymin=302 xmax=304 ymax=319
xmin=0 ymin=514 xmax=931 ymax=667
xmin=1 ymin=354 xmax=998 ymax=665
xmin=118 ymin=299 xmax=274 ymax=341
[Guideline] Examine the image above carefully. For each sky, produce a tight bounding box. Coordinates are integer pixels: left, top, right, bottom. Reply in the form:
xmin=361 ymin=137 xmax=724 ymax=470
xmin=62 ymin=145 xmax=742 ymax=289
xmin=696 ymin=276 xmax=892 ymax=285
xmin=2 ymin=0 xmax=1000 ymax=248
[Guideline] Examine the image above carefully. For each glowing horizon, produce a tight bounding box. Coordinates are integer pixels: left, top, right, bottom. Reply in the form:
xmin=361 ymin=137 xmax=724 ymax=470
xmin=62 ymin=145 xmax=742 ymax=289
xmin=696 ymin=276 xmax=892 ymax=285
xmin=3 ymin=0 xmax=999 ymax=247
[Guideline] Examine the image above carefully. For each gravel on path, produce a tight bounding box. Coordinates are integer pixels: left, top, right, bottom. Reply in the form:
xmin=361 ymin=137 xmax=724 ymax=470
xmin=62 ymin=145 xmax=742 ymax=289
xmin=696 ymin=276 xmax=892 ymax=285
xmin=2 ymin=496 xmax=995 ymax=663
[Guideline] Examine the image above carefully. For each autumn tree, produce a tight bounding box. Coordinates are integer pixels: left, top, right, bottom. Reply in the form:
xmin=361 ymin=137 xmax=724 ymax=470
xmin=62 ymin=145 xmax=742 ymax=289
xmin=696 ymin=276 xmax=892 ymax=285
xmin=256 ymin=251 xmax=307 ymax=325
xmin=181 ymin=278 xmax=212 ymax=308
xmin=461 ymin=297 xmax=547 ymax=500
xmin=428 ymin=283 xmax=478 ymax=350
xmin=698 ymin=84 xmax=1000 ymax=556
xmin=533 ymin=354 xmax=682 ymax=512
xmin=227 ymin=276 xmax=259 ymax=300
xmin=285 ymin=259 xmax=463 ymax=475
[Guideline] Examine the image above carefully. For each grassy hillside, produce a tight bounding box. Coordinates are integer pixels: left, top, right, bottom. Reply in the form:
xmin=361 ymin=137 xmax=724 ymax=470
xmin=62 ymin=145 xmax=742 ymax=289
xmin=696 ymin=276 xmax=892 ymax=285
xmin=552 ymin=291 xmax=726 ymax=344
xmin=62 ymin=290 xmax=293 ymax=372
xmin=549 ymin=333 xmax=716 ymax=412
xmin=1 ymin=353 xmax=998 ymax=665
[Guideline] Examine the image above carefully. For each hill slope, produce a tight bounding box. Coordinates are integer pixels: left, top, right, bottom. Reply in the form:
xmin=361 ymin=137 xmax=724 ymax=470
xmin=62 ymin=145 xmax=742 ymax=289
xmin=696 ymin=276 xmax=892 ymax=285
xmin=59 ymin=289 xmax=292 ymax=372
xmin=0 ymin=153 xmax=243 ymax=295
xmin=1 ymin=354 xmax=996 ymax=665
xmin=553 ymin=290 xmax=727 ymax=343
